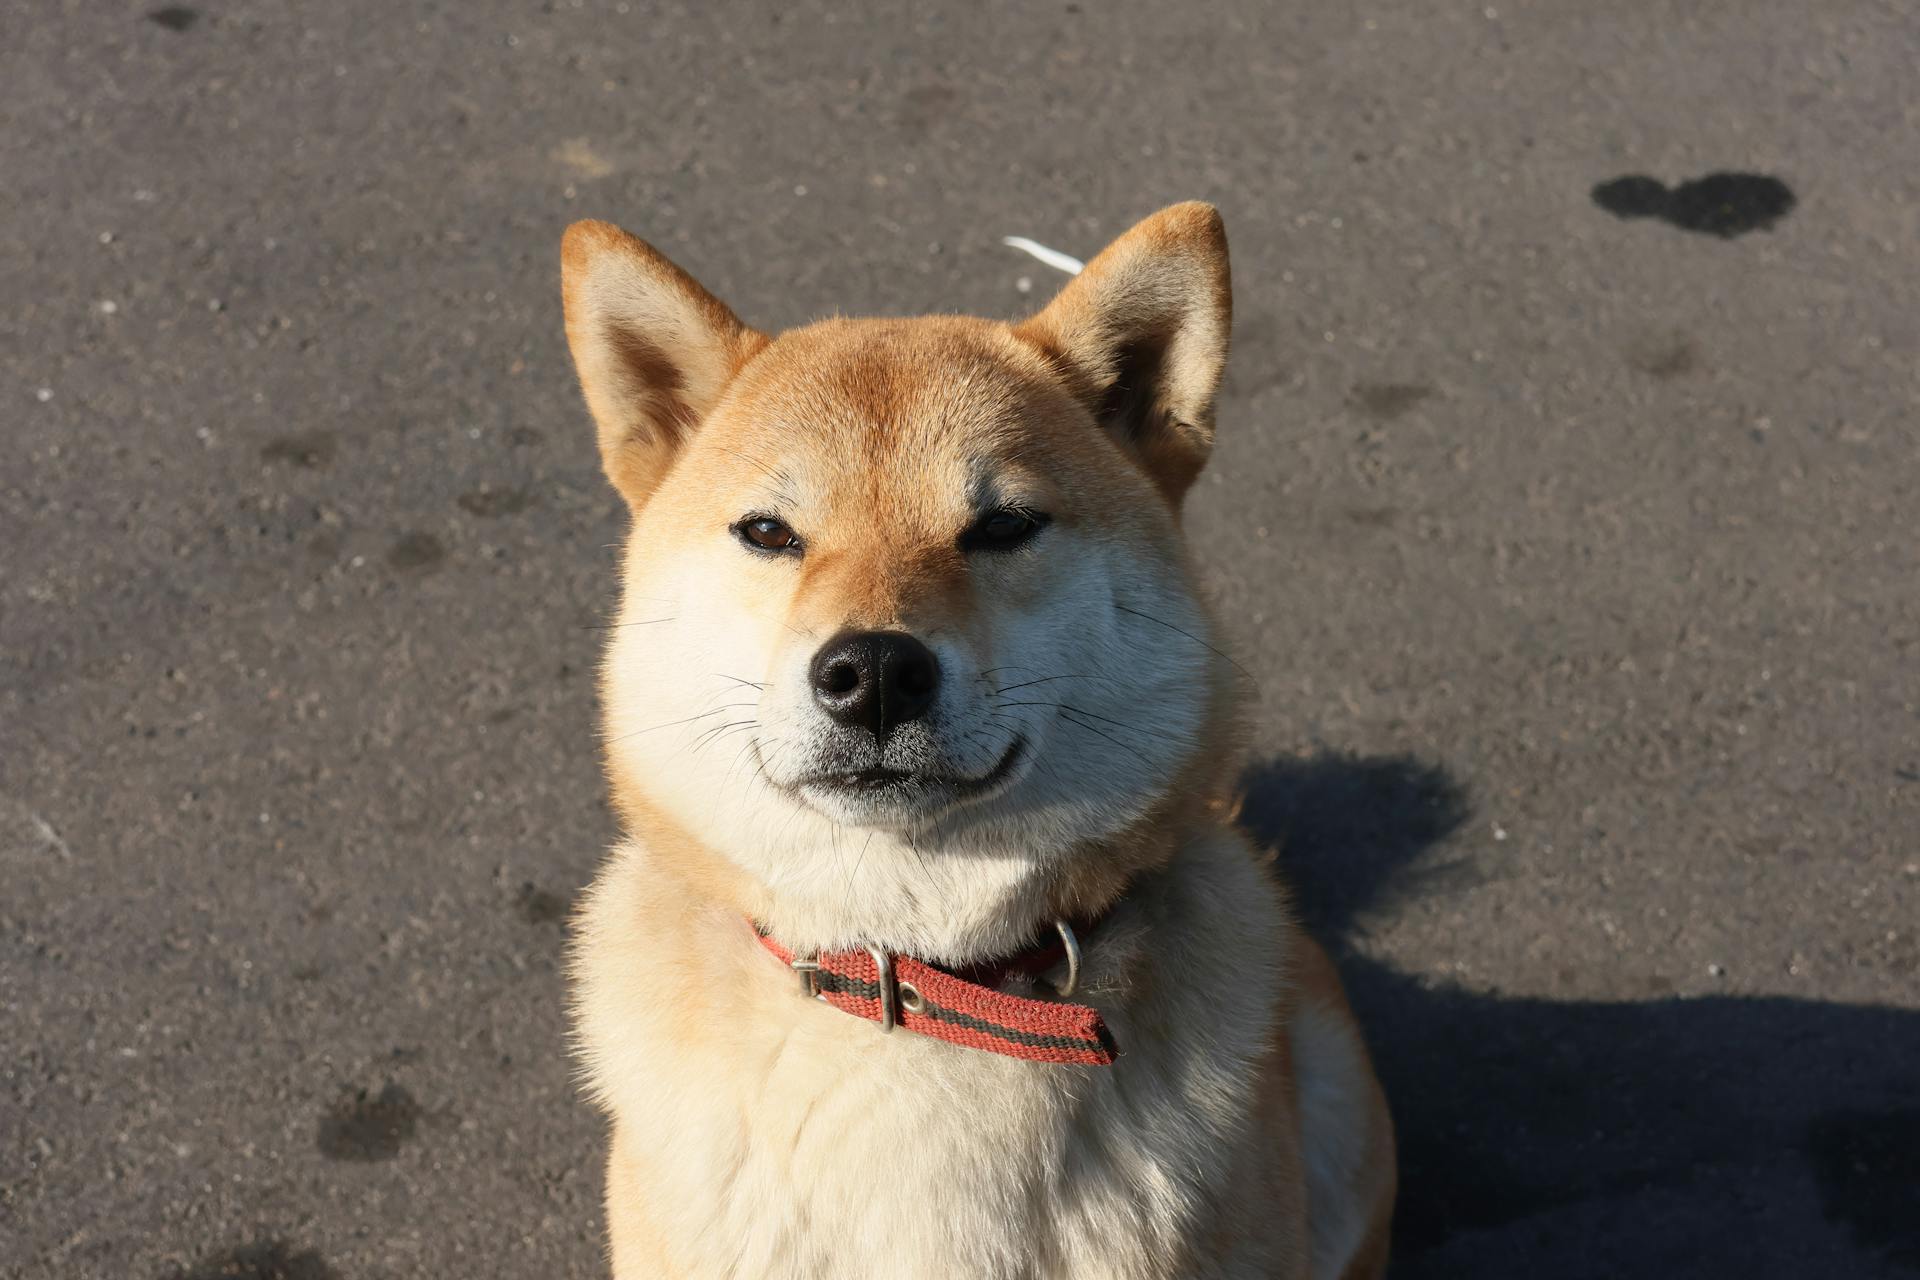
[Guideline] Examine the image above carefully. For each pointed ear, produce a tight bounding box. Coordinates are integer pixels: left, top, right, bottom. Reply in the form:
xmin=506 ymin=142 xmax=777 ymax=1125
xmin=1012 ymin=202 xmax=1231 ymax=503
xmin=560 ymin=221 xmax=767 ymax=509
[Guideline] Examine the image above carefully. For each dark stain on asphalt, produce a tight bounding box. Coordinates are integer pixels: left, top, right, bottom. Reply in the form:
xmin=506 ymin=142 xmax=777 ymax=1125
xmin=1592 ymin=172 xmax=1796 ymax=238
xmin=168 ymin=1239 xmax=336 ymax=1279
xmin=1344 ymin=506 xmax=1401 ymax=529
xmin=147 ymin=7 xmax=200 ymax=32
xmin=897 ymin=84 xmax=960 ymax=140
xmin=1628 ymin=334 xmax=1701 ymax=379
xmin=517 ymin=882 xmax=570 ymax=925
xmin=260 ymin=432 xmax=337 ymax=469
xmin=1349 ymin=382 xmax=1434 ymax=421
xmin=386 ymin=532 xmax=446 ymax=571
xmin=316 ymin=1084 xmax=421 ymax=1161
xmin=1803 ymin=1108 xmax=1920 ymax=1270
xmin=458 ymin=487 xmax=535 ymax=518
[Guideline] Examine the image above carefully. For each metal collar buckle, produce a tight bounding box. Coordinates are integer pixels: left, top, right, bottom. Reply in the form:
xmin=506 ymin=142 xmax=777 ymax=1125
xmin=792 ymin=945 xmax=899 ymax=1032
xmin=1051 ymin=919 xmax=1082 ymax=998
xmin=790 ymin=920 xmax=1080 ymax=1035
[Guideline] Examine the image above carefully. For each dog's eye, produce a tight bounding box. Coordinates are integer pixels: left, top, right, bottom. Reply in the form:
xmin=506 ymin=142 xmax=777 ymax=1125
xmin=736 ymin=516 xmax=801 ymax=554
xmin=961 ymin=508 xmax=1049 ymax=553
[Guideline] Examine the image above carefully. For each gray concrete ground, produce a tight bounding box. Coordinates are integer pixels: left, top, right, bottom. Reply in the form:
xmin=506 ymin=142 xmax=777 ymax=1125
xmin=4 ymin=2 xmax=1917 ymax=1276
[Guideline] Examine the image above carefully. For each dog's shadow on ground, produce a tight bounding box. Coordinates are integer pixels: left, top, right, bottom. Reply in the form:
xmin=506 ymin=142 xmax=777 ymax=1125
xmin=1236 ymin=755 xmax=1920 ymax=1279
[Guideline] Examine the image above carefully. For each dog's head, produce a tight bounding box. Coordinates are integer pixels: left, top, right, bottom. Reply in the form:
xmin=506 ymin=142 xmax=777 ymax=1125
xmin=562 ymin=205 xmax=1235 ymax=954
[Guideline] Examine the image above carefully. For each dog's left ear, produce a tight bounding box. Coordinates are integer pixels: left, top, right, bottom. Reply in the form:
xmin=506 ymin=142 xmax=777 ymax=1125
xmin=1013 ymin=202 xmax=1232 ymax=505
xmin=561 ymin=220 xmax=768 ymax=510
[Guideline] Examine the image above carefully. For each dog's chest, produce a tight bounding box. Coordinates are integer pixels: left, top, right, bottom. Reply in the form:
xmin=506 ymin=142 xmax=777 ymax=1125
xmin=620 ymin=1011 xmax=1249 ymax=1280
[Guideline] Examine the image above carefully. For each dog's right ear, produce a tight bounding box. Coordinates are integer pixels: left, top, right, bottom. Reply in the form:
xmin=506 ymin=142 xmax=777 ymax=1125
xmin=560 ymin=221 xmax=767 ymax=509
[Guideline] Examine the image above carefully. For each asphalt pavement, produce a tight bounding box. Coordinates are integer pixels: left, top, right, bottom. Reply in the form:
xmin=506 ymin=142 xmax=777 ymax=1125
xmin=4 ymin=2 xmax=1917 ymax=1276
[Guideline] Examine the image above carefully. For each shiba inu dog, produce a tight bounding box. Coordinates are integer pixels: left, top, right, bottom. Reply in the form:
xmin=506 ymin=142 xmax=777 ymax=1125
xmin=563 ymin=203 xmax=1396 ymax=1279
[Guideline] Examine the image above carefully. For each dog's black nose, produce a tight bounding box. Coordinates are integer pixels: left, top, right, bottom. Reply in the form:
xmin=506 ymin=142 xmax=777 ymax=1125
xmin=810 ymin=631 xmax=940 ymax=742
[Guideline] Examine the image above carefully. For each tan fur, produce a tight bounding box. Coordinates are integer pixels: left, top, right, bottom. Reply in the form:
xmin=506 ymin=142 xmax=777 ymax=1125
xmin=563 ymin=204 xmax=1395 ymax=1278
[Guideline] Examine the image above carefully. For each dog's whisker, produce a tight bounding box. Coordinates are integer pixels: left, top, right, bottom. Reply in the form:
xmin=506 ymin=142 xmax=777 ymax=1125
xmin=988 ymin=673 xmax=1108 ymax=696
xmin=580 ymin=616 xmax=679 ymax=631
xmin=691 ymin=718 xmax=759 ymax=754
xmin=603 ymin=713 xmax=719 ymax=747
xmin=745 ymin=736 xmax=778 ymax=791
xmin=991 ymin=698 xmax=1170 ymax=734
xmin=1112 ymin=602 xmax=1257 ymax=685
xmin=705 ymin=722 xmax=762 ymax=755
xmin=998 ymin=698 xmax=1199 ymax=755
xmin=1050 ymin=701 xmax=1197 ymax=746
xmin=721 ymin=738 xmax=752 ymax=784
xmin=1056 ymin=708 xmax=1159 ymax=773
xmin=603 ymin=701 xmax=758 ymax=746
xmin=839 ymin=829 xmax=879 ymax=910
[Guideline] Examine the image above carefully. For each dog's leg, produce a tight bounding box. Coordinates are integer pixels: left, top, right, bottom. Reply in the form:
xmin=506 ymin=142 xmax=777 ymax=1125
xmin=1288 ymin=934 xmax=1397 ymax=1280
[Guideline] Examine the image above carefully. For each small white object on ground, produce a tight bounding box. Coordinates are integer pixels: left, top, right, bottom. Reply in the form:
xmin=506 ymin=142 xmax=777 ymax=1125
xmin=1002 ymin=236 xmax=1084 ymax=276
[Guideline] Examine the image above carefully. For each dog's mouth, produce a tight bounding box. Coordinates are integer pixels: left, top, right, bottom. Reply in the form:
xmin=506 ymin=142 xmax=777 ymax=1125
xmin=783 ymin=735 xmax=1028 ymax=818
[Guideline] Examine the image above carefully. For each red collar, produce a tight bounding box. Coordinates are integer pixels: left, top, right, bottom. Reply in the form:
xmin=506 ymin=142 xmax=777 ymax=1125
xmin=754 ymin=919 xmax=1118 ymax=1067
